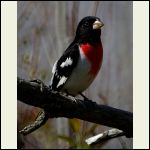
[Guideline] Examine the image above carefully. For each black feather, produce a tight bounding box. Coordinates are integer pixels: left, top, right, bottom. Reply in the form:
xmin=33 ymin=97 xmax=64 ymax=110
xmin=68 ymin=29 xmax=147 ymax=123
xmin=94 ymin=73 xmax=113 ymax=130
xmin=50 ymin=44 xmax=79 ymax=91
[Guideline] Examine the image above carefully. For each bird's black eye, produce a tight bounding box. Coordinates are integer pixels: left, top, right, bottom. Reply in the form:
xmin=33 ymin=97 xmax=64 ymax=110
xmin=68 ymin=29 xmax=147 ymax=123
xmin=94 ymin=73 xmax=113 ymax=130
xmin=83 ymin=22 xmax=89 ymax=28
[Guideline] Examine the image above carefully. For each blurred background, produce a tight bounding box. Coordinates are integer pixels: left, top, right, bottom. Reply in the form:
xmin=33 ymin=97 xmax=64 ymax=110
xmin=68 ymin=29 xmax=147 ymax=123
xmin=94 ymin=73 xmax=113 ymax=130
xmin=17 ymin=1 xmax=133 ymax=149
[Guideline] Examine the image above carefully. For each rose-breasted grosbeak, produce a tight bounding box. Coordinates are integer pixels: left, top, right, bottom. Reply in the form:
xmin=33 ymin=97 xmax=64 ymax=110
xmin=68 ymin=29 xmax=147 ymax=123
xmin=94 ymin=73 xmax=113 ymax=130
xmin=50 ymin=16 xmax=104 ymax=97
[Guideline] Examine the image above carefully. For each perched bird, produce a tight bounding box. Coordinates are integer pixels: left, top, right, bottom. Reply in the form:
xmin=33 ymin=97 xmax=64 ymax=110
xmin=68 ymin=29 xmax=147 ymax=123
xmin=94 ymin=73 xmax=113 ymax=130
xmin=50 ymin=16 xmax=104 ymax=98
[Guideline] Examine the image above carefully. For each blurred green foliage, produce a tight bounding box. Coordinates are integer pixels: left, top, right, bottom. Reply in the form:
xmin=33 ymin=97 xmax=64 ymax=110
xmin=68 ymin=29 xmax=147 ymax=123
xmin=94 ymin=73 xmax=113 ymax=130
xmin=56 ymin=119 xmax=99 ymax=149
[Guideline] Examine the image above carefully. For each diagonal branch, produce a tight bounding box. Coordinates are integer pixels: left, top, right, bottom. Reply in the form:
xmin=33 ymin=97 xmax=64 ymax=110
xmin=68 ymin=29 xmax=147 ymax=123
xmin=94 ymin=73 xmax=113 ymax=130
xmin=17 ymin=77 xmax=133 ymax=138
xmin=19 ymin=110 xmax=49 ymax=135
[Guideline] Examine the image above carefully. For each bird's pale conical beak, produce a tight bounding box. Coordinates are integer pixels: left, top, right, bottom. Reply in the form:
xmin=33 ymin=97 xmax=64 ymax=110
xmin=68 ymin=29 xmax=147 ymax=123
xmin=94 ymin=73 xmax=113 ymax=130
xmin=93 ymin=20 xmax=104 ymax=29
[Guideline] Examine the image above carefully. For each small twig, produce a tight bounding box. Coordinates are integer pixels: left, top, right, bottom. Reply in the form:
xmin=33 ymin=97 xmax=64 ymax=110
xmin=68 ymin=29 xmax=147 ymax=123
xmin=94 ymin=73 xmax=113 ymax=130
xmin=85 ymin=128 xmax=124 ymax=145
xmin=19 ymin=110 xmax=49 ymax=135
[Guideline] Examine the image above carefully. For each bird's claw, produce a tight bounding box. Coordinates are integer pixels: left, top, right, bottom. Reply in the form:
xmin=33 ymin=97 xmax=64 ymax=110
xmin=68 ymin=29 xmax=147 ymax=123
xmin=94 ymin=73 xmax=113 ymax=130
xmin=79 ymin=92 xmax=89 ymax=101
xmin=70 ymin=96 xmax=77 ymax=103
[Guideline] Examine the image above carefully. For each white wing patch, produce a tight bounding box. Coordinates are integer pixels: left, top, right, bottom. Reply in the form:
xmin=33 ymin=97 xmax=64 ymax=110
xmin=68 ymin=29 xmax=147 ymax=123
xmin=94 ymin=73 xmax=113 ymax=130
xmin=60 ymin=57 xmax=72 ymax=68
xmin=52 ymin=60 xmax=58 ymax=74
xmin=57 ymin=76 xmax=67 ymax=88
xmin=50 ymin=60 xmax=58 ymax=86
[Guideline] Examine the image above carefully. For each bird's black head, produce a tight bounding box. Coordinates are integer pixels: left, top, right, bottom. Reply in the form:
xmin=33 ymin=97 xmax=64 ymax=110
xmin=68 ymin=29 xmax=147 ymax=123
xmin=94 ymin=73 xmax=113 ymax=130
xmin=75 ymin=16 xmax=104 ymax=44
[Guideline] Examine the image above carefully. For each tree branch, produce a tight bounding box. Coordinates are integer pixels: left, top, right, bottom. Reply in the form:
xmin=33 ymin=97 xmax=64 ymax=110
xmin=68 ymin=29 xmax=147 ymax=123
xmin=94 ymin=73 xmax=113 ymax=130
xmin=17 ymin=77 xmax=133 ymax=138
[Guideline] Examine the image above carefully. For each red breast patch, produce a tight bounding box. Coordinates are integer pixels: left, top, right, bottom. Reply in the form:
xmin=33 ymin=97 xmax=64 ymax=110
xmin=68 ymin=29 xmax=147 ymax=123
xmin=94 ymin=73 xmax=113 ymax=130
xmin=80 ymin=42 xmax=103 ymax=75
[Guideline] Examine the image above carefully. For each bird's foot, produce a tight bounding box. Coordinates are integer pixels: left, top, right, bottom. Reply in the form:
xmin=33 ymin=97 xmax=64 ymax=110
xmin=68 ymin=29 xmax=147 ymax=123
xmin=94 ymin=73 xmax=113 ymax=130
xmin=70 ymin=96 xmax=77 ymax=103
xmin=79 ymin=92 xmax=89 ymax=101
xmin=63 ymin=90 xmax=77 ymax=103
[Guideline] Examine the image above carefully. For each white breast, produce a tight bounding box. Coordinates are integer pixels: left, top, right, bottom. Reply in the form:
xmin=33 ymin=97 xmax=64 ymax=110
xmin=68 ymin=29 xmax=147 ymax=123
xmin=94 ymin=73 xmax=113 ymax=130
xmin=61 ymin=46 xmax=95 ymax=96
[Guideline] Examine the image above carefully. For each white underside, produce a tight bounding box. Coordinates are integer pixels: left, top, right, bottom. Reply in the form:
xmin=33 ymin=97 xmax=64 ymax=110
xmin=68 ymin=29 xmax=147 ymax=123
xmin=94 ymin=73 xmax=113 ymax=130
xmin=61 ymin=47 xmax=95 ymax=96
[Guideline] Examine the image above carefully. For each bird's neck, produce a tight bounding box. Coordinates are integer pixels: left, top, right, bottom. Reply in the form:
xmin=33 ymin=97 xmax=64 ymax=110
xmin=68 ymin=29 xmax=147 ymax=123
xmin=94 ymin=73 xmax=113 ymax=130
xmin=75 ymin=31 xmax=101 ymax=46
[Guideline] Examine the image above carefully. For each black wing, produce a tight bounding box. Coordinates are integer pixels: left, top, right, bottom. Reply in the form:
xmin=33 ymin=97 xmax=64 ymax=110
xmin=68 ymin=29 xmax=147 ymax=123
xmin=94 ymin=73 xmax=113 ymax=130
xmin=50 ymin=44 xmax=80 ymax=91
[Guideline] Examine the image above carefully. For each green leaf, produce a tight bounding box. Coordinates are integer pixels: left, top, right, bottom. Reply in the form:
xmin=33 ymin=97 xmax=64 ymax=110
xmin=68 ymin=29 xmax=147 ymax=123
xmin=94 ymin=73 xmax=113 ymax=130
xmin=69 ymin=119 xmax=81 ymax=133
